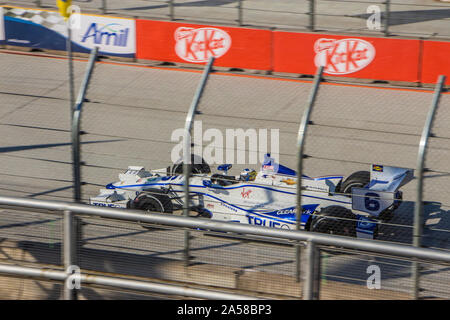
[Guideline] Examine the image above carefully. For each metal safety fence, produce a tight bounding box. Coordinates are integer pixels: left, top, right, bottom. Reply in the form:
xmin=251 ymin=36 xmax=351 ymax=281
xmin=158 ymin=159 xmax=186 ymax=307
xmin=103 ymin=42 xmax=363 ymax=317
xmin=13 ymin=0 xmax=450 ymax=39
xmin=0 ymin=196 xmax=449 ymax=300
xmin=0 ymin=43 xmax=449 ymax=299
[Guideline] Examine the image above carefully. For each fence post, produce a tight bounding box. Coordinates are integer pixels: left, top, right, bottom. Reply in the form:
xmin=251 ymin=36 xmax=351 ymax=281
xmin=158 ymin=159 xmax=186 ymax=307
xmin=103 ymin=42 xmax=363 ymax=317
xmin=384 ymin=0 xmax=390 ymax=36
xmin=101 ymin=0 xmax=107 ymax=15
xmin=63 ymin=210 xmax=76 ymax=300
xmin=303 ymin=240 xmax=321 ymax=300
xmin=67 ymin=24 xmax=75 ymax=123
xmin=308 ymin=0 xmax=315 ymax=31
xmin=237 ymin=0 xmax=243 ymax=26
xmin=295 ymin=66 xmax=324 ymax=282
xmin=168 ymin=0 xmax=174 ymax=21
xmin=183 ymin=57 xmax=215 ymax=267
xmin=71 ymin=47 xmax=99 ymax=203
xmin=412 ymin=75 xmax=446 ymax=299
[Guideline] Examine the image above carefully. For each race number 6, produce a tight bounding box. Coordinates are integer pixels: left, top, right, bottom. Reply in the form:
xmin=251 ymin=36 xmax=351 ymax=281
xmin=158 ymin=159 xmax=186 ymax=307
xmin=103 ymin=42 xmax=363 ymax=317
xmin=364 ymin=192 xmax=380 ymax=212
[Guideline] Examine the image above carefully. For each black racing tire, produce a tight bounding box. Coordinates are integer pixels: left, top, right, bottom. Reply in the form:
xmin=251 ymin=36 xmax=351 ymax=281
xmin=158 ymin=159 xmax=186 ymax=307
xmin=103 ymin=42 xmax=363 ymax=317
xmin=172 ymin=155 xmax=211 ymax=175
xmin=311 ymin=206 xmax=357 ymax=237
xmin=378 ymin=209 xmax=394 ymax=222
xmin=131 ymin=194 xmax=173 ymax=229
xmin=340 ymin=171 xmax=370 ymax=195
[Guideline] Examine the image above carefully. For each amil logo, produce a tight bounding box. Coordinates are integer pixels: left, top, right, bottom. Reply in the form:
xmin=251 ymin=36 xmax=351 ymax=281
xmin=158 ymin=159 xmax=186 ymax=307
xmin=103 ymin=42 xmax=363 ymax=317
xmin=81 ymin=23 xmax=129 ymax=47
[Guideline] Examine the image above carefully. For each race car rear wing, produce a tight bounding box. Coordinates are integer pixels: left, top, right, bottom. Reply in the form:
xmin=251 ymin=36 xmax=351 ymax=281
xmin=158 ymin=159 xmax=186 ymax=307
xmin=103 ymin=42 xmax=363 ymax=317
xmin=367 ymin=164 xmax=414 ymax=192
xmin=351 ymin=164 xmax=414 ymax=217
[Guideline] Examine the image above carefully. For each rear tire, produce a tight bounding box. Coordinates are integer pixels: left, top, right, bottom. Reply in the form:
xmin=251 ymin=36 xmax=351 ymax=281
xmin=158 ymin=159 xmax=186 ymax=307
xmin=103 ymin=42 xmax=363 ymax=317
xmin=311 ymin=206 xmax=357 ymax=237
xmin=340 ymin=171 xmax=370 ymax=195
xmin=171 ymin=155 xmax=211 ymax=175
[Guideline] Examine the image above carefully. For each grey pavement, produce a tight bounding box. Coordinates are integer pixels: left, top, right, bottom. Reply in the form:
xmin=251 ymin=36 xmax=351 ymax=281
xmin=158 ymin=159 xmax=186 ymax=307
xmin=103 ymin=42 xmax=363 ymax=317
xmin=0 ymin=51 xmax=449 ymax=298
xmin=3 ymin=0 xmax=450 ymax=39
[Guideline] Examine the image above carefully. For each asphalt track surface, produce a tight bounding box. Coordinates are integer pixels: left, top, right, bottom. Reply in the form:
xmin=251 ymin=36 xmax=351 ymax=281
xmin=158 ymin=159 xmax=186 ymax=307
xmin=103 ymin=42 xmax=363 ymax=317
xmin=0 ymin=51 xmax=449 ymax=299
xmin=7 ymin=0 xmax=450 ymax=39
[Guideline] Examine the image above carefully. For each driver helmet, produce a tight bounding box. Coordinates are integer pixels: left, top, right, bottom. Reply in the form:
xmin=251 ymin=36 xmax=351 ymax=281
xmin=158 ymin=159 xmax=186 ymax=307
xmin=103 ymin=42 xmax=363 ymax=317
xmin=240 ymin=169 xmax=257 ymax=181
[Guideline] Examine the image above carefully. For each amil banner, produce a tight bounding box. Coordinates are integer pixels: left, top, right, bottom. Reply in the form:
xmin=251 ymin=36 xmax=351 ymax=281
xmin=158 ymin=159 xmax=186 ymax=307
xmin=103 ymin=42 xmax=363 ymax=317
xmin=1 ymin=6 xmax=135 ymax=58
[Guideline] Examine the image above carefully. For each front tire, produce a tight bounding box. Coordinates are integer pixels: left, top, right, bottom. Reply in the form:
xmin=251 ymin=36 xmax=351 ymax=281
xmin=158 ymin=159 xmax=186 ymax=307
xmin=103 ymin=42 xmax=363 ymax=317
xmin=131 ymin=194 xmax=173 ymax=229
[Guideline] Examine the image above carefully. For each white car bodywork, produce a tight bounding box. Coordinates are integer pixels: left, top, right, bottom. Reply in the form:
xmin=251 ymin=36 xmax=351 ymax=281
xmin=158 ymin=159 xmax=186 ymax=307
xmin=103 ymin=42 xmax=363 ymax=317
xmin=90 ymin=155 xmax=413 ymax=239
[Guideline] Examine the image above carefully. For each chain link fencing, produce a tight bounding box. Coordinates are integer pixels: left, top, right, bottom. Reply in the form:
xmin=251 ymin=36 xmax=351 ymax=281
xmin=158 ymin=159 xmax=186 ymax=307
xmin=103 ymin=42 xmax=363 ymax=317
xmin=305 ymin=84 xmax=432 ymax=246
xmin=422 ymin=92 xmax=450 ymax=251
xmin=318 ymin=247 xmax=450 ymax=300
xmin=0 ymin=48 xmax=449 ymax=299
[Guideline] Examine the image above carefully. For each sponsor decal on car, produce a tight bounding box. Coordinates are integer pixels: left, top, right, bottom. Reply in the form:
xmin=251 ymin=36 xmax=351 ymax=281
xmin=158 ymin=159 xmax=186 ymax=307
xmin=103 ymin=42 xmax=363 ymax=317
xmin=314 ymin=38 xmax=375 ymax=75
xmin=246 ymin=215 xmax=290 ymax=229
xmin=276 ymin=208 xmax=295 ymax=215
xmin=281 ymin=178 xmax=296 ymax=185
xmin=241 ymin=188 xmax=252 ymax=199
xmin=174 ymin=27 xmax=231 ymax=63
xmin=372 ymin=164 xmax=384 ymax=172
xmin=92 ymin=202 xmax=124 ymax=208
xmin=220 ymin=202 xmax=238 ymax=212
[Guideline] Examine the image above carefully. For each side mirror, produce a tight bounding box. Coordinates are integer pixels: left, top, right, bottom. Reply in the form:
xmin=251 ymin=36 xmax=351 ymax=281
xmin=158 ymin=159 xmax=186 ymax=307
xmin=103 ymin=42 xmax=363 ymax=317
xmin=218 ymin=164 xmax=232 ymax=174
xmin=202 ymin=180 xmax=212 ymax=188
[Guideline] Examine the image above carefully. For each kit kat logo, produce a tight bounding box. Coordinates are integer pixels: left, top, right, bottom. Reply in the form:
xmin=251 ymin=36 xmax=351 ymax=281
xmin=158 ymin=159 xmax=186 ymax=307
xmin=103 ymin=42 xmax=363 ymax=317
xmin=314 ymin=38 xmax=375 ymax=75
xmin=174 ymin=27 xmax=231 ymax=63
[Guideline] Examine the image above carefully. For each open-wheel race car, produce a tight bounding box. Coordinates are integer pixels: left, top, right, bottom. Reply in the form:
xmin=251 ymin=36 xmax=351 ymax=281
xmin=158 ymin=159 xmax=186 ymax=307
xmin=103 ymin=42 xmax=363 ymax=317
xmin=89 ymin=154 xmax=413 ymax=240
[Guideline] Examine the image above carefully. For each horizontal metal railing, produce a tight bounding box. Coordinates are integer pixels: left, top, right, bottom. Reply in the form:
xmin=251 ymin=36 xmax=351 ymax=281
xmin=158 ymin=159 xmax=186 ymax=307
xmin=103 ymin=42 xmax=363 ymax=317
xmin=0 ymin=195 xmax=450 ymax=300
xmin=0 ymin=264 xmax=259 ymax=300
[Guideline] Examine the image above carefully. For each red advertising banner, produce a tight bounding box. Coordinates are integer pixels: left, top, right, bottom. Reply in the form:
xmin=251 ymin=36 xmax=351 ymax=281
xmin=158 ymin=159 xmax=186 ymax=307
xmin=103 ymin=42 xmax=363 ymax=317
xmin=420 ymin=40 xmax=450 ymax=85
xmin=273 ymin=32 xmax=422 ymax=83
xmin=136 ymin=20 xmax=272 ymax=70
xmin=136 ymin=18 xmax=447 ymax=85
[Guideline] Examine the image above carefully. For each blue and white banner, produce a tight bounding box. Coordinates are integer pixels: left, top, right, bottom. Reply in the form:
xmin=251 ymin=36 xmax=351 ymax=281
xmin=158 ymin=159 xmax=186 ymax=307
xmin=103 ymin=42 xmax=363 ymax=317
xmin=2 ymin=6 xmax=135 ymax=58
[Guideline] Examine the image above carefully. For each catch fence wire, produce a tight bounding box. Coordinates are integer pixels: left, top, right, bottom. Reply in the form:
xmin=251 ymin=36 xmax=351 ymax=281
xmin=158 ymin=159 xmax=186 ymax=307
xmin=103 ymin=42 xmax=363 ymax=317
xmin=319 ymin=246 xmax=450 ymax=299
xmin=0 ymin=48 xmax=450 ymax=298
xmin=421 ymin=92 xmax=450 ymax=252
xmin=79 ymin=62 xmax=200 ymax=201
xmin=78 ymin=60 xmax=202 ymax=280
xmin=318 ymin=247 xmax=413 ymax=300
xmin=0 ymin=52 xmax=89 ymax=202
xmin=0 ymin=210 xmax=63 ymax=267
xmin=305 ymin=83 xmax=433 ymax=244
xmin=301 ymin=82 xmax=444 ymax=298
xmin=1 ymin=45 xmax=450 ymax=299
xmin=76 ymin=57 xmax=296 ymax=295
xmin=1 ymin=195 xmax=449 ymax=300
xmin=177 ymin=68 xmax=316 ymax=296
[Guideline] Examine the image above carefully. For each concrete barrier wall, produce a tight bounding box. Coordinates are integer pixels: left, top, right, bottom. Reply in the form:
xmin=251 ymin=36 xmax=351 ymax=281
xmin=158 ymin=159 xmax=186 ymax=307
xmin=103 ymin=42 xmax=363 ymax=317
xmin=1 ymin=5 xmax=448 ymax=85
